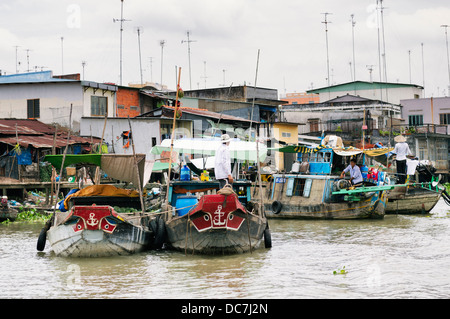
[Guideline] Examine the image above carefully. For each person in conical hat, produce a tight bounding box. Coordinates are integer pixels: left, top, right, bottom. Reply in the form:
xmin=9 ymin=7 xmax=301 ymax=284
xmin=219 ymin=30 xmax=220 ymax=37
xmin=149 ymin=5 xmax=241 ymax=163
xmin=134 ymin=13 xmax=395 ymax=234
xmin=393 ymin=134 xmax=412 ymax=184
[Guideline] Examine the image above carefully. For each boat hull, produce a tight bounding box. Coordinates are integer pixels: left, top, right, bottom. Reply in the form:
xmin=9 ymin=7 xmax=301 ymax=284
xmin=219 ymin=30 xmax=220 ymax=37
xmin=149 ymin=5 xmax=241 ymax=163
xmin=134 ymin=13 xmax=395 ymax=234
xmin=165 ymin=194 xmax=267 ymax=254
xmin=47 ymin=205 xmax=152 ymax=257
xmin=386 ymin=189 xmax=442 ymax=214
xmin=265 ymin=192 xmax=386 ymax=220
xmin=0 ymin=208 xmax=18 ymax=222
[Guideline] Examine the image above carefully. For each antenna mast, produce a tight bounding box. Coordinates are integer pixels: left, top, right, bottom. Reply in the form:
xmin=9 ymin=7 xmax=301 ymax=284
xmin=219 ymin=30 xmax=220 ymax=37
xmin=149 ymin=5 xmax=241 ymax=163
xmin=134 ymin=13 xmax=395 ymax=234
xmin=113 ymin=0 xmax=131 ymax=85
xmin=321 ymin=12 xmax=332 ymax=87
xmin=181 ymin=31 xmax=197 ymax=90
xmin=441 ymin=25 xmax=450 ymax=96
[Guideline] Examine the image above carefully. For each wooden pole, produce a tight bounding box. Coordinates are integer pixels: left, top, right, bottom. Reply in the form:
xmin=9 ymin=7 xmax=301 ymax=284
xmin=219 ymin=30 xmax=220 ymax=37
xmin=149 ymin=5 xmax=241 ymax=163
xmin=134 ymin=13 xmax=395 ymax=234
xmin=53 ymin=103 xmax=73 ymax=217
xmin=127 ymin=116 xmax=145 ymax=215
xmin=94 ymin=113 xmax=108 ymax=184
xmin=164 ymin=67 xmax=182 ymax=221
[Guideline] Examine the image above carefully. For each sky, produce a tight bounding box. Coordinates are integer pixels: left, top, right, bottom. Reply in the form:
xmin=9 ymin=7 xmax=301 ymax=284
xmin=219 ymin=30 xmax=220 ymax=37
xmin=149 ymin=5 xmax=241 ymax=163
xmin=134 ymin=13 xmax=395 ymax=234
xmin=1 ymin=0 xmax=450 ymax=98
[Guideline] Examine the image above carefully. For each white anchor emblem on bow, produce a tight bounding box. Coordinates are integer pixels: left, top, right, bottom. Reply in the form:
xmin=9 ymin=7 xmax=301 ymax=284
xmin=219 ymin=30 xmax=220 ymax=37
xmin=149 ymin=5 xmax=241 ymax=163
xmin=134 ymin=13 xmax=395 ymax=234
xmin=213 ymin=205 xmax=226 ymax=226
xmin=86 ymin=212 xmax=99 ymax=227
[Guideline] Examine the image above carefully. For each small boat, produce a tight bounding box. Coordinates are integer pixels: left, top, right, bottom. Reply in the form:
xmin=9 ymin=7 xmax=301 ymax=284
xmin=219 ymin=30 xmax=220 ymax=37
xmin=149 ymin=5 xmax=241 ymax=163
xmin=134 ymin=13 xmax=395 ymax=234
xmin=38 ymin=154 xmax=160 ymax=257
xmin=264 ymin=138 xmax=392 ymax=220
xmin=163 ymin=180 xmax=270 ymax=254
xmin=386 ymin=184 xmax=443 ymax=214
xmin=0 ymin=196 xmax=18 ymax=222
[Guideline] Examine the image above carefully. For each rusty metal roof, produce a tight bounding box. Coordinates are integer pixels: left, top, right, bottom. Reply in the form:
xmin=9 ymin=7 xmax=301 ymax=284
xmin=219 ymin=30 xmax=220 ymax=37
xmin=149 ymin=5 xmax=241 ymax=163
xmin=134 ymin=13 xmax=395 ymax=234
xmin=0 ymin=119 xmax=56 ymax=135
xmin=0 ymin=119 xmax=99 ymax=149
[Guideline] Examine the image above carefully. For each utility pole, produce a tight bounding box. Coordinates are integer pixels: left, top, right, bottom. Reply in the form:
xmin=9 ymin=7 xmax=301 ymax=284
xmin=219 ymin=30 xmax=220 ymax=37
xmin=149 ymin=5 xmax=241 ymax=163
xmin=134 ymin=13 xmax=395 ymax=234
xmin=181 ymin=31 xmax=196 ymax=90
xmin=367 ymin=65 xmax=374 ymax=82
xmin=321 ymin=12 xmax=332 ymax=87
xmin=408 ymin=50 xmax=412 ymax=84
xmin=201 ymin=61 xmax=208 ymax=89
xmin=350 ymin=14 xmax=356 ymax=81
xmin=421 ymin=43 xmax=425 ymax=97
xmin=441 ymin=25 xmax=450 ymax=96
xmin=135 ymin=26 xmax=144 ymax=85
xmin=81 ymin=60 xmax=87 ymax=80
xmin=160 ymin=40 xmax=166 ymax=90
xmin=113 ymin=0 xmax=131 ymax=85
xmin=13 ymin=45 xmax=20 ymax=73
xmin=61 ymin=36 xmax=64 ymax=74
xmin=25 ymin=48 xmax=32 ymax=72
xmin=148 ymin=57 xmax=154 ymax=82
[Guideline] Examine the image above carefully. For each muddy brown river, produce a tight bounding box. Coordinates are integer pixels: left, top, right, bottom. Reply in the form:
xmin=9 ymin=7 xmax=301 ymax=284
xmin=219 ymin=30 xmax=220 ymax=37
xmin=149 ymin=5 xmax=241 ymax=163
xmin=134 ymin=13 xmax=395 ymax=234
xmin=1 ymin=200 xmax=450 ymax=299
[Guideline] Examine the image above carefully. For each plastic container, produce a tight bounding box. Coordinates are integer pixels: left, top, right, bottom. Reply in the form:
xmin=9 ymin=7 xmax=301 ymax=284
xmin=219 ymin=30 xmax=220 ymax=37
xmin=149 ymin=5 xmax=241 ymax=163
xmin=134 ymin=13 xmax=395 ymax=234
xmin=176 ymin=195 xmax=198 ymax=216
xmin=180 ymin=165 xmax=191 ymax=181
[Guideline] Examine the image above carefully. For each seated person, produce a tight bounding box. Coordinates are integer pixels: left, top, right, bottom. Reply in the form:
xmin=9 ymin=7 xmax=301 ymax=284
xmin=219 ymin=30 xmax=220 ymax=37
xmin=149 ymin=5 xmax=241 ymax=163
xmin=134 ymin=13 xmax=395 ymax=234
xmin=340 ymin=158 xmax=363 ymax=186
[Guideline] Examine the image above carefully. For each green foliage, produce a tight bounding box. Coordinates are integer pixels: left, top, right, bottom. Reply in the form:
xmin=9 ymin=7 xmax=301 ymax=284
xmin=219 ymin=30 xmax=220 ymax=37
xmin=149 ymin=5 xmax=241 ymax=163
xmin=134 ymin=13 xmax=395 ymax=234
xmin=16 ymin=207 xmax=51 ymax=222
xmin=333 ymin=266 xmax=348 ymax=275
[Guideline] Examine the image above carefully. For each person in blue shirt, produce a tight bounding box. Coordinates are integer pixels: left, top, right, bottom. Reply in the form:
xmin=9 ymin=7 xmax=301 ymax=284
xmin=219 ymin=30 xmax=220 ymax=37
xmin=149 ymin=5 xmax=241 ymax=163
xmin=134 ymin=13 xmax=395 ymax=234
xmin=340 ymin=158 xmax=363 ymax=186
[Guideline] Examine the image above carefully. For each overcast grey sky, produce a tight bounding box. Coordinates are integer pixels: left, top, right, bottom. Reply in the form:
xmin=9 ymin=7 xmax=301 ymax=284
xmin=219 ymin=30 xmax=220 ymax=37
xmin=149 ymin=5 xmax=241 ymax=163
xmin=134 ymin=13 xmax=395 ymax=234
xmin=1 ymin=0 xmax=449 ymax=98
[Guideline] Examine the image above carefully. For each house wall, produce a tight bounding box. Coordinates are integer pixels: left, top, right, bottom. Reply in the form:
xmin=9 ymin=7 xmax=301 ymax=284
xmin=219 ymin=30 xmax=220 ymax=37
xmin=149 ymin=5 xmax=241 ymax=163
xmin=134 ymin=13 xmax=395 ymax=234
xmin=272 ymin=123 xmax=299 ymax=171
xmin=80 ymin=117 xmax=161 ymax=159
xmin=80 ymin=117 xmax=193 ymax=159
xmin=401 ymin=97 xmax=450 ymax=130
xmin=82 ymin=87 xmax=115 ymax=119
xmin=0 ymin=82 xmax=84 ymax=131
xmin=116 ymin=87 xmax=140 ymax=118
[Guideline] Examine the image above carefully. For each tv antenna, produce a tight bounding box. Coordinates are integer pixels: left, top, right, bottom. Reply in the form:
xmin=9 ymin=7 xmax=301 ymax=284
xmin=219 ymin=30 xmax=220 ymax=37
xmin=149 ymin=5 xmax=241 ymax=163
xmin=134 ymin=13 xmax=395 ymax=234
xmin=113 ymin=0 xmax=131 ymax=85
xmin=181 ymin=31 xmax=197 ymax=90
xmin=135 ymin=26 xmax=144 ymax=85
xmin=321 ymin=12 xmax=332 ymax=86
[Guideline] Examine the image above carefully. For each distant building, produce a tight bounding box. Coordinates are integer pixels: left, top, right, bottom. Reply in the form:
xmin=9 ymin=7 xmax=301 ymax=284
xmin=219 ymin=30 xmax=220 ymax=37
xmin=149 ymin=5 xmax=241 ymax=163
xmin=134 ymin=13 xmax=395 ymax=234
xmin=307 ymin=81 xmax=423 ymax=105
xmin=401 ymin=96 xmax=450 ymax=134
xmin=0 ymin=71 xmax=116 ymax=131
xmin=281 ymin=92 xmax=319 ymax=105
xmin=281 ymin=94 xmax=402 ymax=135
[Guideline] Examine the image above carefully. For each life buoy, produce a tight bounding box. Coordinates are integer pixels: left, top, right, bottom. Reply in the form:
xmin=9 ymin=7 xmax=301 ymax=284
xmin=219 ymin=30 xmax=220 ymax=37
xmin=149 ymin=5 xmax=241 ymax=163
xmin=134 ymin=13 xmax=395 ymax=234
xmin=271 ymin=201 xmax=282 ymax=214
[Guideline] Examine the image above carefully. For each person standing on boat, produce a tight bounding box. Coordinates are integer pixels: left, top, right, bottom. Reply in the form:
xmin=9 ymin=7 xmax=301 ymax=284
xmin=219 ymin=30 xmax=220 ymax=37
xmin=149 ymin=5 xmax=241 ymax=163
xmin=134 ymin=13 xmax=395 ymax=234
xmin=393 ymin=135 xmax=412 ymax=184
xmin=340 ymin=158 xmax=363 ymax=186
xmin=215 ymin=134 xmax=233 ymax=189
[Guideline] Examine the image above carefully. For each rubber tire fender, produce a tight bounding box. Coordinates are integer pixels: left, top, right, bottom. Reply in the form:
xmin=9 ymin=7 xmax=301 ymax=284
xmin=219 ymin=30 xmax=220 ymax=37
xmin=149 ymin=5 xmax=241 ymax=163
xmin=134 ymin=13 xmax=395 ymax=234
xmin=271 ymin=201 xmax=282 ymax=214
xmin=263 ymin=224 xmax=272 ymax=248
xmin=152 ymin=216 xmax=166 ymax=250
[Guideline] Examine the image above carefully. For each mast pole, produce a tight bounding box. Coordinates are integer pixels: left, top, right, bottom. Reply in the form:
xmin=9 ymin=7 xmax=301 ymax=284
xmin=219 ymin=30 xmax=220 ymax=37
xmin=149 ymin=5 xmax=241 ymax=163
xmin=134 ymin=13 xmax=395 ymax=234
xmin=164 ymin=67 xmax=182 ymax=221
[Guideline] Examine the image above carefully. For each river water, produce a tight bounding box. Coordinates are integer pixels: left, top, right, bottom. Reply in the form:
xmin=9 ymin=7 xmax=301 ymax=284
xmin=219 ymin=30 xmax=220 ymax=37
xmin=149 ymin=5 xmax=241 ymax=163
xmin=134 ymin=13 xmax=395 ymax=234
xmin=1 ymin=200 xmax=450 ymax=299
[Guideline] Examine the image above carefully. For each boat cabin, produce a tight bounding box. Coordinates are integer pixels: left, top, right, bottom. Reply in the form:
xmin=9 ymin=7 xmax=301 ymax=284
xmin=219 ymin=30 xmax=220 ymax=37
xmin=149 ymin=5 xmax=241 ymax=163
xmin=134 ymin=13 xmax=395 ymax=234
xmin=168 ymin=180 xmax=253 ymax=217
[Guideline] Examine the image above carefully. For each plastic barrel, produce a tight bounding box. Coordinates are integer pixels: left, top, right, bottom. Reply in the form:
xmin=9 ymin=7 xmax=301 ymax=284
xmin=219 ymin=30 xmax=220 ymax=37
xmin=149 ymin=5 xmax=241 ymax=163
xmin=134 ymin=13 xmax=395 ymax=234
xmin=176 ymin=195 xmax=198 ymax=216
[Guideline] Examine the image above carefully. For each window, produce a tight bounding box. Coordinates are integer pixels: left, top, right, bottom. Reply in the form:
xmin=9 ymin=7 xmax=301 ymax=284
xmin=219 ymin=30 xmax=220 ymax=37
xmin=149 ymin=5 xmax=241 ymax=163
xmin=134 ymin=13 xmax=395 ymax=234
xmin=439 ymin=113 xmax=450 ymax=125
xmin=27 ymin=99 xmax=40 ymax=119
xmin=281 ymin=132 xmax=291 ymax=138
xmin=408 ymin=115 xmax=423 ymax=126
xmin=91 ymin=96 xmax=107 ymax=116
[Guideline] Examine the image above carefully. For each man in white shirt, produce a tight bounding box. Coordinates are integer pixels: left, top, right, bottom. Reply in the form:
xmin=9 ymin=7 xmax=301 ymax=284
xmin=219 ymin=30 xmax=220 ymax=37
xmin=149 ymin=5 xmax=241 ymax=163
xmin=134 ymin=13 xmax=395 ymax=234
xmin=214 ymin=134 xmax=233 ymax=189
xmin=393 ymin=135 xmax=412 ymax=184
xmin=340 ymin=158 xmax=363 ymax=186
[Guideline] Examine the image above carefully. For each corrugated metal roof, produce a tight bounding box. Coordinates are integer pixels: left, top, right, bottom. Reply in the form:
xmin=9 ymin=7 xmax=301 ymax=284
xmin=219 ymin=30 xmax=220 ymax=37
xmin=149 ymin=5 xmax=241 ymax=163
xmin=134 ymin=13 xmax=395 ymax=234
xmin=0 ymin=119 xmax=99 ymax=149
xmin=0 ymin=119 xmax=55 ymax=135
xmin=0 ymin=134 xmax=95 ymax=149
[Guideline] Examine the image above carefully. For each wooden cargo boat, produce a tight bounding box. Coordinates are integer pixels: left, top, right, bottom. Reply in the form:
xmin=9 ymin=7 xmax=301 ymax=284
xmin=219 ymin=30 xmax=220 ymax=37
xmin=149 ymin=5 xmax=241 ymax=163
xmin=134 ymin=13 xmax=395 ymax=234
xmin=38 ymin=154 xmax=160 ymax=257
xmin=386 ymin=184 xmax=443 ymax=214
xmin=264 ymin=140 xmax=392 ymax=220
xmin=164 ymin=180 xmax=270 ymax=255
